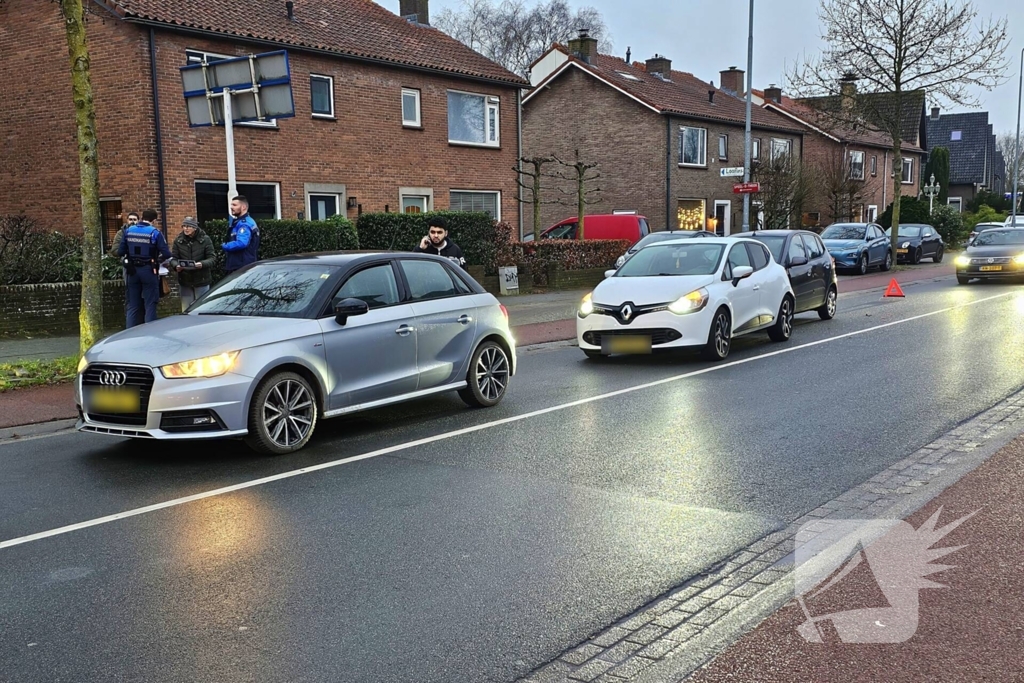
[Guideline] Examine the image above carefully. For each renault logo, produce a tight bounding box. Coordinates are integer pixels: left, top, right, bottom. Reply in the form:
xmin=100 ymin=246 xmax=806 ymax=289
xmin=620 ymin=304 xmax=633 ymax=321
xmin=99 ymin=371 xmax=127 ymax=386
xmin=987 ymin=257 xmax=995 ymax=263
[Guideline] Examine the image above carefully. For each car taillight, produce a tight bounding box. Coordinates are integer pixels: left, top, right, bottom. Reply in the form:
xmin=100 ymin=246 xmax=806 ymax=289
xmin=499 ymin=304 xmax=509 ymax=322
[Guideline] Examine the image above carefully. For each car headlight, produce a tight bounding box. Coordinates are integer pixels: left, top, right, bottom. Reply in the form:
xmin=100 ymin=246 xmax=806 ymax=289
xmin=579 ymin=292 xmax=594 ymax=317
xmin=901 ymin=242 xmax=910 ymax=249
xmin=668 ymin=288 xmax=709 ymax=315
xmin=955 ymin=255 xmax=971 ymax=267
xmin=1015 ymin=253 xmax=1024 ymax=265
xmin=615 ymin=255 xmax=625 ymax=269
xmin=77 ymin=356 xmax=89 ymax=374
xmin=160 ymin=351 xmax=239 ymax=379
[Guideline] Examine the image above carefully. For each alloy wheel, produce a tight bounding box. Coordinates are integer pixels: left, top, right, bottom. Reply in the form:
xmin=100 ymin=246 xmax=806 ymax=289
xmin=826 ymin=289 xmax=837 ymax=317
xmin=262 ymin=379 xmax=314 ymax=449
xmin=781 ymin=299 xmax=793 ymax=338
xmin=475 ymin=346 xmax=509 ymax=402
xmin=714 ymin=313 xmax=730 ymax=357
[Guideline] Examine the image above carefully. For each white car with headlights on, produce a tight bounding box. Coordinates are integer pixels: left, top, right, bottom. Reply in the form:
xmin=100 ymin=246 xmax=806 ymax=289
xmin=577 ymin=237 xmax=795 ymax=361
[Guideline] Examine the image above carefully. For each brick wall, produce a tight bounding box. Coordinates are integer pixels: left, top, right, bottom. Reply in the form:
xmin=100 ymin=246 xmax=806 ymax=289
xmin=0 ymin=0 xmax=521 ymax=242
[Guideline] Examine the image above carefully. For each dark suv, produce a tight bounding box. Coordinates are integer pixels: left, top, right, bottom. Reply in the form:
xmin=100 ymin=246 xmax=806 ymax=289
xmin=743 ymin=230 xmax=839 ymax=319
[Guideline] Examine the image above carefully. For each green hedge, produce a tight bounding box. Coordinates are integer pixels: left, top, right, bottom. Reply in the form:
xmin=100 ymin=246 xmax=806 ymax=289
xmin=929 ymin=205 xmax=968 ymax=249
xmin=356 ymin=211 xmax=497 ymax=273
xmin=204 ymin=216 xmax=358 ymax=257
xmin=521 ymin=239 xmax=630 ymax=285
xmin=878 ymin=196 xmax=930 ymax=229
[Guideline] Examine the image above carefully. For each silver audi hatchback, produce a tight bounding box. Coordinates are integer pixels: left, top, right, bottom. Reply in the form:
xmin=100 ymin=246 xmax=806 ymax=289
xmin=76 ymin=253 xmax=516 ymax=454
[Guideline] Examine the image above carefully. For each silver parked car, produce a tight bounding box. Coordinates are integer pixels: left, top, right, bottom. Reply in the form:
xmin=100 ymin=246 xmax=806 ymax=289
xmin=76 ymin=253 xmax=516 ymax=454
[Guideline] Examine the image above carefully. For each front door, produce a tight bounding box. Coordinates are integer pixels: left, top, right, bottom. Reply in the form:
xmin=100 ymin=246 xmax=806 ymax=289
xmin=714 ymin=201 xmax=731 ymax=236
xmin=319 ymin=262 xmax=418 ymax=410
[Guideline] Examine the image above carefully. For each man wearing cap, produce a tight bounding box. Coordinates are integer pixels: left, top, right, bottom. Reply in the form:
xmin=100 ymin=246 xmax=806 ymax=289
xmin=171 ymin=216 xmax=216 ymax=311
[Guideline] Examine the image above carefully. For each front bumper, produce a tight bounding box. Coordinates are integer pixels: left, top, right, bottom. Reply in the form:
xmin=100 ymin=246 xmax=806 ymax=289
xmin=76 ymin=366 xmax=252 ymax=440
xmin=828 ymin=252 xmax=862 ymax=268
xmin=576 ymin=306 xmax=713 ymax=351
xmin=956 ymin=263 xmax=1024 ymax=279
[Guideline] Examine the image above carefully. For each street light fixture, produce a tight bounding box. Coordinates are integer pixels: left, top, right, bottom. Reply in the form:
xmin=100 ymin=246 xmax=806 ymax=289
xmin=923 ymin=173 xmax=940 ymax=214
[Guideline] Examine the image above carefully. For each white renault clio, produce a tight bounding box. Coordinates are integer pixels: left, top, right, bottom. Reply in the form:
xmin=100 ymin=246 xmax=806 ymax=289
xmin=577 ymin=237 xmax=795 ymax=361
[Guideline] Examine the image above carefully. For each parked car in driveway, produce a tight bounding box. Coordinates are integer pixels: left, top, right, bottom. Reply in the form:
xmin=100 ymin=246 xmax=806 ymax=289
xmin=820 ymin=222 xmax=893 ymax=274
xmin=614 ymin=230 xmax=716 ymax=269
xmin=955 ymin=228 xmax=1024 ymax=284
xmin=76 ymin=253 xmax=516 ymax=455
xmin=884 ymin=223 xmax=944 ymax=263
xmin=577 ymin=237 xmax=795 ymax=361
xmin=743 ymin=230 xmax=838 ymax=319
xmin=538 ymin=213 xmax=650 ymax=245
xmin=967 ymin=222 xmax=1006 ymax=245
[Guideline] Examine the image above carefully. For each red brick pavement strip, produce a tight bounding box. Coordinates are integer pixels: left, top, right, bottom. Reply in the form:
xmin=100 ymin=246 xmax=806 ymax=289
xmin=0 ymin=383 xmax=77 ymax=429
xmin=838 ymin=262 xmax=954 ymax=294
xmin=687 ymin=436 xmax=1024 ymax=683
xmin=512 ymin=319 xmax=577 ymax=346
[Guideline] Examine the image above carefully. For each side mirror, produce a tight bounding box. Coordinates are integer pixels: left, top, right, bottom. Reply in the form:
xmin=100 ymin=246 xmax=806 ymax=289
xmin=604 ymin=269 xmax=617 ymax=278
xmin=334 ymin=297 xmax=369 ymax=326
xmin=789 ymin=256 xmax=808 ymax=267
xmin=731 ymin=265 xmax=754 ymax=286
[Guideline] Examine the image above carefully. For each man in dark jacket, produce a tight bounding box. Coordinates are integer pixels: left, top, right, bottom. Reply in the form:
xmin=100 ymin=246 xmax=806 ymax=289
xmin=413 ymin=216 xmax=466 ymax=268
xmin=171 ymin=216 xmax=216 ymax=311
xmin=222 ymin=195 xmax=260 ymax=275
xmin=119 ymin=208 xmax=171 ymax=327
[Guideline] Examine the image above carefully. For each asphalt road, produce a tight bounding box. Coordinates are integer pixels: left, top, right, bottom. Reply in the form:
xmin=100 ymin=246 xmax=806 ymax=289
xmin=3 ymin=274 xmax=1024 ymax=682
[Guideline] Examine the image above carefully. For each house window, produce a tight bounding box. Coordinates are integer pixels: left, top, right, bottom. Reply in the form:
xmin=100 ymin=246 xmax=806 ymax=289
xmin=447 ymin=91 xmax=499 ymax=147
xmin=679 ymin=126 xmax=707 ymax=166
xmin=902 ymin=158 xmax=914 ymax=184
xmin=308 ymin=194 xmax=340 ymax=221
xmin=850 ymin=150 xmax=865 ymax=180
xmin=867 ymin=205 xmax=878 ymax=222
xmin=770 ymin=138 xmax=792 ymax=161
xmin=310 ymin=75 xmax=334 ymax=118
xmin=194 ymin=181 xmax=280 ymax=233
xmin=870 ymin=155 xmax=877 ymax=176
xmin=951 ymin=130 xmax=962 ymax=141
xmin=948 ymin=197 xmax=963 ymax=212
xmin=402 ymin=88 xmax=421 ymax=127
xmin=185 ymin=49 xmax=276 ymax=127
xmin=718 ymin=134 xmax=728 ymax=161
xmin=450 ymin=190 xmax=500 ymax=220
xmin=752 ymin=138 xmax=761 ymax=160
xmin=402 ymin=196 xmax=429 ymax=213
xmin=99 ymin=198 xmax=123 ymax=253
xmin=676 ymin=199 xmax=706 ymax=230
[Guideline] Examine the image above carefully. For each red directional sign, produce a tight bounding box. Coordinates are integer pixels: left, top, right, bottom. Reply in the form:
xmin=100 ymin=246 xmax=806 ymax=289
xmin=733 ymin=182 xmax=760 ymax=194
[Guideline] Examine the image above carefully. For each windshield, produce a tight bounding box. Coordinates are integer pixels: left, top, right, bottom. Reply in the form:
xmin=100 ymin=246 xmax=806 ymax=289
xmin=821 ymin=224 xmax=866 ymax=240
xmin=190 ymin=264 xmax=337 ymax=317
xmin=630 ymin=231 xmax=701 ymax=252
xmin=750 ymin=234 xmax=787 ymax=263
xmin=885 ymin=226 xmax=922 ymax=237
xmin=615 ymin=243 xmax=724 ymax=277
xmin=973 ymin=230 xmax=1024 ymax=247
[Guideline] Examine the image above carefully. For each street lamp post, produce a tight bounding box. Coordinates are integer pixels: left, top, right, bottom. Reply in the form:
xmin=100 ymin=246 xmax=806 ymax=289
xmin=1012 ymin=47 xmax=1023 ymax=224
xmin=923 ymin=173 xmax=940 ymax=214
xmin=741 ymin=0 xmax=754 ymax=232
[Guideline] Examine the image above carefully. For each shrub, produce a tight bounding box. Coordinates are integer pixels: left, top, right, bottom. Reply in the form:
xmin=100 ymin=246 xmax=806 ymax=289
xmin=204 ymin=217 xmax=358 ymax=279
xmin=356 ymin=211 xmax=497 ymax=272
xmin=521 ymin=239 xmax=630 ymax=284
xmin=0 ymin=215 xmax=83 ymax=285
xmin=962 ymin=204 xmax=1007 ymax=232
xmin=877 ymin=196 xmax=930 ymax=229
xmin=929 ymin=205 xmax=968 ymax=249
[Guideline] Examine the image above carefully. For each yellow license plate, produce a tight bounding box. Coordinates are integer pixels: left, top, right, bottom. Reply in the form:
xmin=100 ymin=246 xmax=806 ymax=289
xmin=897 ymin=249 xmax=908 ymax=254
xmin=86 ymin=387 xmax=140 ymax=413
xmin=980 ymin=265 xmax=1003 ymax=272
xmin=604 ymin=335 xmax=652 ymax=354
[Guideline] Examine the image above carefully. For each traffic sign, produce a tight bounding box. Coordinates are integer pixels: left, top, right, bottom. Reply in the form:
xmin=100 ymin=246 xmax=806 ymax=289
xmin=733 ymin=182 xmax=760 ymax=194
xmin=720 ymin=167 xmax=745 ymax=177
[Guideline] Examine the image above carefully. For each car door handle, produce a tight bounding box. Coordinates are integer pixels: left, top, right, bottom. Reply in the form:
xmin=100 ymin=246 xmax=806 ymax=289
xmin=396 ymin=325 xmax=415 ymax=336
xmin=752 ymin=285 xmax=760 ymax=291
xmin=457 ymin=314 xmax=473 ymax=325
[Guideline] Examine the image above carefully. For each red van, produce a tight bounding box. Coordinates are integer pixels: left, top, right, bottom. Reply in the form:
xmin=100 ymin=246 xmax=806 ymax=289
xmin=538 ymin=213 xmax=651 ymax=246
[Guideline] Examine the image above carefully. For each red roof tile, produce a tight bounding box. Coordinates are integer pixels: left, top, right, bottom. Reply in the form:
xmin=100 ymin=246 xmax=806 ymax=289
xmin=100 ymin=0 xmax=528 ymax=86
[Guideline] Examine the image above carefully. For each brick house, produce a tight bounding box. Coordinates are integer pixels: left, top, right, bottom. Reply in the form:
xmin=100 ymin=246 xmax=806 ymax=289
xmin=0 ymin=0 xmax=528 ymax=248
xmin=522 ymin=37 xmax=805 ymax=235
xmin=751 ymin=86 xmax=927 ymax=226
xmin=925 ymin=108 xmax=1005 ymax=212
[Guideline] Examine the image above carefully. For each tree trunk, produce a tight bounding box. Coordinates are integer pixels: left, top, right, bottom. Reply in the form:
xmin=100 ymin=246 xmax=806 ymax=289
xmin=577 ymin=173 xmax=585 ymax=240
xmin=532 ymin=172 xmax=541 ymax=237
xmin=889 ymin=141 xmax=903 ymax=261
xmin=61 ymin=0 xmax=103 ymax=356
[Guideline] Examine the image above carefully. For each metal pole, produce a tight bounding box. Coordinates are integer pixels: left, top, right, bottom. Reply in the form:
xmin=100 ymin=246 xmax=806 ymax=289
xmin=741 ymin=0 xmax=754 ymax=231
xmin=1012 ymin=47 xmax=1023 ymax=224
xmin=223 ymin=87 xmax=238 ymax=214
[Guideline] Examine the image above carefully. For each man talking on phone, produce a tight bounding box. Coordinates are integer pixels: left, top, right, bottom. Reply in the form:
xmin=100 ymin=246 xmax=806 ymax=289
xmin=413 ymin=216 xmax=466 ymax=268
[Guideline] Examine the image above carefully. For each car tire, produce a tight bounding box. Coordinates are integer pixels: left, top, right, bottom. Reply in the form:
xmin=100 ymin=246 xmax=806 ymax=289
xmin=933 ymin=246 xmax=944 ymax=263
xmin=459 ymin=340 xmax=511 ymax=408
xmin=583 ymin=349 xmax=606 ymax=360
xmin=245 ymin=371 xmax=318 ymax=455
xmin=768 ymin=295 xmax=795 ymax=342
xmin=957 ymin=276 xmax=970 ymax=285
xmin=702 ymin=308 xmax=731 ymax=361
xmin=857 ymin=253 xmax=868 ymax=275
xmin=911 ymin=247 xmax=922 ymax=265
xmin=881 ymin=251 xmax=893 ymax=271
xmin=817 ymin=285 xmax=838 ymax=321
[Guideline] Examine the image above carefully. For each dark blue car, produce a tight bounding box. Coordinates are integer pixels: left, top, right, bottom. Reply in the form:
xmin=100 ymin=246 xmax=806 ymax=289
xmin=820 ymin=222 xmax=893 ymax=275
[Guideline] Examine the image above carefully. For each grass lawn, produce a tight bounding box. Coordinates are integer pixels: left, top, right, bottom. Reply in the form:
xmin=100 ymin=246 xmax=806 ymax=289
xmin=0 ymin=357 xmax=78 ymax=392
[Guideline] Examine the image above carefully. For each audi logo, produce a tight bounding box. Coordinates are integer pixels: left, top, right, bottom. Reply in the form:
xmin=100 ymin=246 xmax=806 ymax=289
xmin=99 ymin=371 xmax=127 ymax=386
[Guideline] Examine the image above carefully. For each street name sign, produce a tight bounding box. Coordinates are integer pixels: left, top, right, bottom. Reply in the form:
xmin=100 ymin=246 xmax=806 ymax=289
xmin=720 ymin=167 xmax=745 ymax=177
xmin=733 ymin=182 xmax=760 ymax=194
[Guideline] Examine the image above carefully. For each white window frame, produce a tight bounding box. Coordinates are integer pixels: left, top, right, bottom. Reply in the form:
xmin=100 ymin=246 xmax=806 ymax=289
xmin=752 ymin=138 xmax=761 ymax=160
xmin=867 ymin=204 xmax=878 ymax=222
xmin=849 ymin=150 xmax=865 ymax=180
xmin=870 ymin=155 xmax=877 ymax=176
xmin=402 ymin=88 xmax=422 ymax=128
xmin=948 ymin=197 xmax=963 ymax=212
xmin=447 ymin=90 xmax=500 ymax=148
xmin=449 ymin=190 xmax=501 ymax=221
xmin=399 ymin=187 xmax=434 ymax=214
xmin=185 ymin=49 xmax=277 ymax=128
xmin=770 ymin=138 xmax=792 ymax=161
xmin=309 ymin=74 xmax=335 ymax=119
xmin=718 ymin=134 xmax=728 ymax=161
xmin=304 ymin=183 xmax=346 ymax=221
xmin=195 ymin=179 xmax=282 ymax=218
xmin=902 ymin=158 xmax=914 ymax=184
xmin=679 ymin=126 xmax=707 ymax=167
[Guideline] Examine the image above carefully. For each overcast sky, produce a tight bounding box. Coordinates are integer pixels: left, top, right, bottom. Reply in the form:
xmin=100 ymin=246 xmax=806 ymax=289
xmin=380 ymin=0 xmax=1023 ymax=135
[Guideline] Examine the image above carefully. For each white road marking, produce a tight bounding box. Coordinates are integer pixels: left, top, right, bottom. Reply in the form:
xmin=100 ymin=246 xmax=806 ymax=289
xmin=0 ymin=290 xmax=1016 ymax=551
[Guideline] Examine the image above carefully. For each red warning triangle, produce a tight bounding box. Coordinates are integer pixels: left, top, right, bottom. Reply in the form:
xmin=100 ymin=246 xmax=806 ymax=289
xmin=884 ymin=279 xmax=905 ymax=297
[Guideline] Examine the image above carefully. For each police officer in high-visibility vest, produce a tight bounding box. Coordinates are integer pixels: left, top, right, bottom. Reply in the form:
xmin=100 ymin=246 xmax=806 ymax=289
xmin=119 ymin=208 xmax=171 ymax=328
xmin=222 ymin=195 xmax=260 ymax=276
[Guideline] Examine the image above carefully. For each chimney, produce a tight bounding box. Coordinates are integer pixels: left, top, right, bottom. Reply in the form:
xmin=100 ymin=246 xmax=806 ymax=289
xmin=625 ymin=46 xmax=631 ymax=63
xmin=285 ymin=0 xmax=294 ymax=20
xmin=708 ymin=89 xmax=715 ymax=104
xmin=931 ymin=106 xmax=940 ymax=120
xmin=400 ymin=0 xmax=429 ymax=25
xmin=645 ymin=54 xmax=672 ymax=77
xmin=765 ymin=84 xmax=782 ymax=104
xmin=840 ymin=72 xmax=858 ymax=110
xmin=719 ymin=66 xmax=744 ymax=94
xmin=567 ymin=28 xmax=598 ymax=63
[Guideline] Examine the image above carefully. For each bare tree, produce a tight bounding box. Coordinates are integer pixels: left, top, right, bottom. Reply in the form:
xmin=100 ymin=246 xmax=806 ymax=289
xmin=788 ymin=0 xmax=1009 ymax=258
xmin=815 ymin=146 xmax=862 ymax=224
xmin=435 ymin=0 xmax=611 ymax=78
xmin=753 ymin=153 xmax=813 ymax=230
xmin=552 ymin=151 xmax=600 ymax=239
xmin=514 ymin=156 xmax=557 ymax=238
xmin=997 ymin=131 xmax=1023 ymax=206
